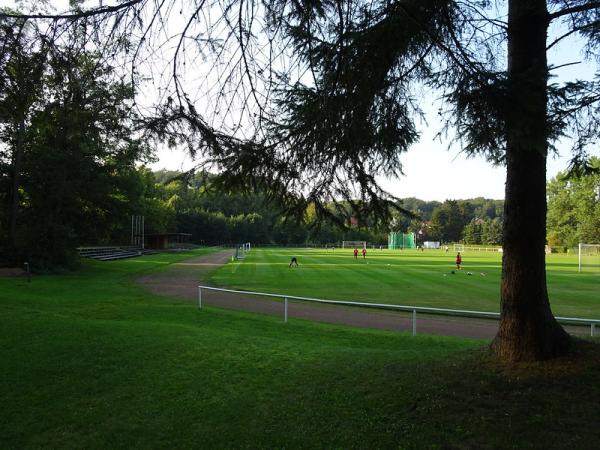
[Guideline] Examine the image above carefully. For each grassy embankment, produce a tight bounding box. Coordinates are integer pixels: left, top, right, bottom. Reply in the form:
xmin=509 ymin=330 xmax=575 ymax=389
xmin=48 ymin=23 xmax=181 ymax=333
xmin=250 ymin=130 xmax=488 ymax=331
xmin=1 ymin=248 xmax=599 ymax=449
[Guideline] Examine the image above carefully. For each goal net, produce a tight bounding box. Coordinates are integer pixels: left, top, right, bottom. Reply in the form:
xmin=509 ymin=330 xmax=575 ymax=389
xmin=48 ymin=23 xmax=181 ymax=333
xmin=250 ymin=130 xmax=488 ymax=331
xmin=453 ymin=244 xmax=465 ymax=252
xmin=578 ymin=243 xmax=600 ymax=273
xmin=342 ymin=240 xmax=366 ymax=249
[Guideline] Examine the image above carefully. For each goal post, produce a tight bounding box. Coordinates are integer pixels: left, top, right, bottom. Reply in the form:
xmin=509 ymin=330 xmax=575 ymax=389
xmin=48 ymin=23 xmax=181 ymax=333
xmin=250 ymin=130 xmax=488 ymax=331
xmin=342 ymin=240 xmax=367 ymax=249
xmin=578 ymin=243 xmax=600 ymax=273
xmin=453 ymin=244 xmax=465 ymax=252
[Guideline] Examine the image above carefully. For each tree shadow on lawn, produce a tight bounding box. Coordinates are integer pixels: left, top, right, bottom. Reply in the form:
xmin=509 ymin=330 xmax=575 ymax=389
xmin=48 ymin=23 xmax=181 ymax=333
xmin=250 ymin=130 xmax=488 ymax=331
xmin=406 ymin=339 xmax=600 ymax=449
xmin=244 ymin=339 xmax=600 ymax=449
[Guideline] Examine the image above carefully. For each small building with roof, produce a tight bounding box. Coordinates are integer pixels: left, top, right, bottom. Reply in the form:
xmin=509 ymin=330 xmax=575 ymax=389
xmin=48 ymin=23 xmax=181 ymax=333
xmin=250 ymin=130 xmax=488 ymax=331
xmin=143 ymin=233 xmax=193 ymax=250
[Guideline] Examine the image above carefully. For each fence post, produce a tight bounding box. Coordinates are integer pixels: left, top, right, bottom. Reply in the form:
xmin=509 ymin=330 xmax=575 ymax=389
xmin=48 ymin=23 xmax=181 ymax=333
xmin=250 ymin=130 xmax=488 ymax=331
xmin=412 ymin=309 xmax=417 ymax=336
xmin=198 ymin=287 xmax=202 ymax=309
xmin=284 ymin=297 xmax=288 ymax=323
xmin=592 ymin=323 xmax=596 ymax=337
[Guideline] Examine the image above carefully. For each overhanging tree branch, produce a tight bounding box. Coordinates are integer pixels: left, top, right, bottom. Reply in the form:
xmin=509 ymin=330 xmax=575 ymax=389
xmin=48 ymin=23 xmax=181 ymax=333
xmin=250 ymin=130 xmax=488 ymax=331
xmin=547 ymin=19 xmax=600 ymax=49
xmin=0 ymin=0 xmax=144 ymax=20
xmin=548 ymin=1 xmax=600 ymax=21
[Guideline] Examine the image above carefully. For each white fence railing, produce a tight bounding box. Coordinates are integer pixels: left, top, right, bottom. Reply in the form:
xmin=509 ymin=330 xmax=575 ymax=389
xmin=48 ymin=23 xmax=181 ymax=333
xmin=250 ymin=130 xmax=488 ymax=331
xmin=198 ymin=286 xmax=599 ymax=337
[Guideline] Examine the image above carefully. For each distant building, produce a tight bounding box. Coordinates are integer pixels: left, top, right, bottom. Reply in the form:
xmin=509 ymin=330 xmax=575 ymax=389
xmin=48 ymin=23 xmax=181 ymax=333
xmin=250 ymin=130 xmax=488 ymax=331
xmin=144 ymin=233 xmax=192 ymax=250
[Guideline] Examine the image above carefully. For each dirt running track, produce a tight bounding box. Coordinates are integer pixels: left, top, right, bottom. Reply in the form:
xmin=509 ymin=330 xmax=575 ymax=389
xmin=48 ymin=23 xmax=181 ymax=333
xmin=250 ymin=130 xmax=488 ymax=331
xmin=136 ymin=250 xmax=588 ymax=340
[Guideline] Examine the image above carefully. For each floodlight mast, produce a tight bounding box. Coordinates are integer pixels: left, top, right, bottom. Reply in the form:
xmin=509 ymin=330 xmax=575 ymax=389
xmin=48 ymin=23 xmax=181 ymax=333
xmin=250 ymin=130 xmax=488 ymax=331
xmin=131 ymin=215 xmax=145 ymax=249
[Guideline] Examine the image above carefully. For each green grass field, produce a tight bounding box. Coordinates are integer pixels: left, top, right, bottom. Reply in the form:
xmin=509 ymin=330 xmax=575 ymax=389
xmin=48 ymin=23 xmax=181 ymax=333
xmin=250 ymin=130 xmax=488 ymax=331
xmin=1 ymin=248 xmax=600 ymax=448
xmin=209 ymin=248 xmax=600 ymax=318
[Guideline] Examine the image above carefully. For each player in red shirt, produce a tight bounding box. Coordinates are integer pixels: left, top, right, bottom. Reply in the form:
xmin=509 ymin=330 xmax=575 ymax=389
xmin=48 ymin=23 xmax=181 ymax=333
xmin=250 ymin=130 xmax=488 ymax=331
xmin=362 ymin=248 xmax=367 ymax=259
xmin=456 ymin=252 xmax=462 ymax=270
xmin=353 ymin=248 xmax=358 ymax=259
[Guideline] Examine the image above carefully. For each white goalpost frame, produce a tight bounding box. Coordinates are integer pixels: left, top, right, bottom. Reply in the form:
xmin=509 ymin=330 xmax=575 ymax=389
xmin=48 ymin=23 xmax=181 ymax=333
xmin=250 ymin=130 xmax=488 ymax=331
xmin=342 ymin=240 xmax=367 ymax=249
xmin=453 ymin=244 xmax=465 ymax=252
xmin=578 ymin=243 xmax=600 ymax=273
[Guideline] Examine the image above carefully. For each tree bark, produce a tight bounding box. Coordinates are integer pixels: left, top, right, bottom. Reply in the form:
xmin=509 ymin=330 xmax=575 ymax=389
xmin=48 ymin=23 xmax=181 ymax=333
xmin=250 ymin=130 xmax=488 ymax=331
xmin=491 ymin=0 xmax=570 ymax=361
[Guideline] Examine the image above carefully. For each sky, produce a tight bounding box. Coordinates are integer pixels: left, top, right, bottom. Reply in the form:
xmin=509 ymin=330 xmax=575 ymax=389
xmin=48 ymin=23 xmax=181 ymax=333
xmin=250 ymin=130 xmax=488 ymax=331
xmin=149 ymin=108 xmax=583 ymax=202
xmin=3 ymin=0 xmax=599 ymax=202
xmin=149 ymin=121 xmax=579 ymax=202
xmin=149 ymin=121 xmax=510 ymax=201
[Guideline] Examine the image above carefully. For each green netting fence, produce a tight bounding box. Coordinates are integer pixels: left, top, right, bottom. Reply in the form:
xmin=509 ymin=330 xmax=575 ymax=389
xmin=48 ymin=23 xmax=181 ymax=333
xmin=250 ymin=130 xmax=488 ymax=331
xmin=388 ymin=232 xmax=416 ymax=249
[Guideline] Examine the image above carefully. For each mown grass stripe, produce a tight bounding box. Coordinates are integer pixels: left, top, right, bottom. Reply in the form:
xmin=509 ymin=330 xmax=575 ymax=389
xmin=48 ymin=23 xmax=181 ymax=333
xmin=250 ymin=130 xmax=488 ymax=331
xmin=210 ymin=248 xmax=599 ymax=317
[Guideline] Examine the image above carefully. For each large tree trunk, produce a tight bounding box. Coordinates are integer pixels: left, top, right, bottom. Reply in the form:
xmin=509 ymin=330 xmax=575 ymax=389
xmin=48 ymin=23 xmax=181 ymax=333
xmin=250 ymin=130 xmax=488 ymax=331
xmin=490 ymin=0 xmax=570 ymax=362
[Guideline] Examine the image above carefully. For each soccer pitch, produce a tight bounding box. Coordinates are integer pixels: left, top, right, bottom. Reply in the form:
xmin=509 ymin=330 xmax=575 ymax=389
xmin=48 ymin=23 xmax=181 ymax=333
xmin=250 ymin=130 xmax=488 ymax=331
xmin=209 ymin=248 xmax=600 ymax=318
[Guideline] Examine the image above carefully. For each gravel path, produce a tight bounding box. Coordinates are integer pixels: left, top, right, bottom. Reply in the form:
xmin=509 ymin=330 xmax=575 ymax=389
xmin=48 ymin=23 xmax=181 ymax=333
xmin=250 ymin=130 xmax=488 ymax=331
xmin=136 ymin=250 xmax=590 ymax=340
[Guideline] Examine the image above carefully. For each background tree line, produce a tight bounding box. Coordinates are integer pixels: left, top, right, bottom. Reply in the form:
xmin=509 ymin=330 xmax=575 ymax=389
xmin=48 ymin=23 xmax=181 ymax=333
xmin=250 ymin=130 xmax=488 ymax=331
xmin=82 ymin=168 xmax=508 ymax=249
xmin=546 ymin=157 xmax=600 ymax=251
xmin=8 ymin=131 xmax=600 ymax=269
xmin=390 ymin=197 xmax=504 ymax=245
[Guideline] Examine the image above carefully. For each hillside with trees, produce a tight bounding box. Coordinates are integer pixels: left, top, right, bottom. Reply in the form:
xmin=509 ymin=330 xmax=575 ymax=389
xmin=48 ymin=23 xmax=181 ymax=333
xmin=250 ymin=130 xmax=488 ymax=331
xmin=139 ymin=171 xmax=506 ymax=248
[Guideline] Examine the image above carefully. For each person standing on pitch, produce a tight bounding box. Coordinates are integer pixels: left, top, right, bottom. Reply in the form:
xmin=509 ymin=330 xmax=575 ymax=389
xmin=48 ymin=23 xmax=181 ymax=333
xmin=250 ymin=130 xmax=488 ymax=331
xmin=455 ymin=252 xmax=462 ymax=270
xmin=362 ymin=247 xmax=367 ymax=259
xmin=353 ymin=248 xmax=358 ymax=259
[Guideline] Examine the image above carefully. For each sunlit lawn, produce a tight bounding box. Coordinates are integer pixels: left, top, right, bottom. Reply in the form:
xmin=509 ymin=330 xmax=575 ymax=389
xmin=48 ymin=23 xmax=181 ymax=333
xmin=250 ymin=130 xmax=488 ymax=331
xmin=210 ymin=248 xmax=600 ymax=318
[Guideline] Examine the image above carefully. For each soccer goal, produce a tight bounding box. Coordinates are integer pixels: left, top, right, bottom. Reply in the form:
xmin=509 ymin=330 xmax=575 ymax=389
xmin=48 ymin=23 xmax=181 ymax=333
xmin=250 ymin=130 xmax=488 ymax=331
xmin=578 ymin=243 xmax=600 ymax=273
xmin=453 ymin=244 xmax=465 ymax=252
xmin=342 ymin=240 xmax=366 ymax=249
